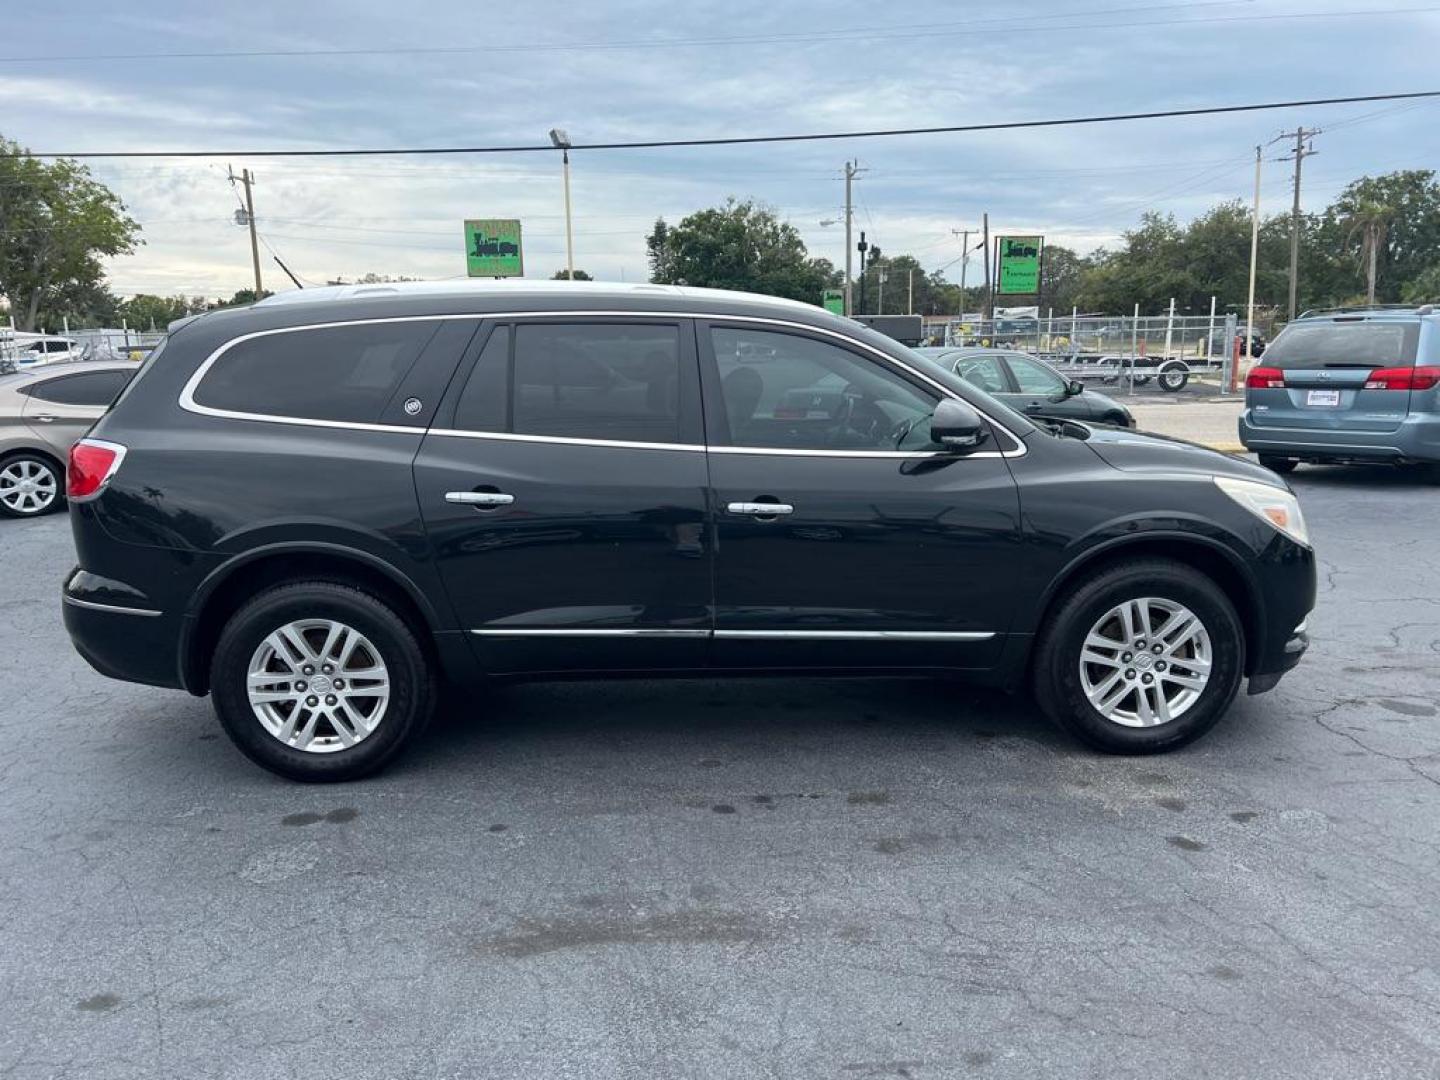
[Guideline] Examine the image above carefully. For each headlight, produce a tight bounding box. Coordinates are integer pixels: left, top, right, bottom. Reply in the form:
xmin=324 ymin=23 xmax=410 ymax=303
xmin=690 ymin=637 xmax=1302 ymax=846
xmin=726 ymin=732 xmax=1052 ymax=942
xmin=1213 ymin=476 xmax=1310 ymax=547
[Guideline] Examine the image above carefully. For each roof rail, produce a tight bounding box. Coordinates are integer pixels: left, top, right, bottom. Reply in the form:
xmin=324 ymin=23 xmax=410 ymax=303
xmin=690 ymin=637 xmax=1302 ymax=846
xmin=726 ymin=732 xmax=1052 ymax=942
xmin=1296 ymin=303 xmax=1426 ymax=319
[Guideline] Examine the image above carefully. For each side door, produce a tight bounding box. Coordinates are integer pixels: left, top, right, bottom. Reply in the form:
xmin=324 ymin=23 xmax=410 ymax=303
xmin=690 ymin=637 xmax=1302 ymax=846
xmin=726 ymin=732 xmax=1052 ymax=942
xmin=700 ymin=322 xmax=1023 ymax=672
xmin=22 ymin=369 xmax=132 ymax=456
xmin=413 ymin=317 xmax=713 ymax=675
xmin=1002 ymin=353 xmax=1091 ymax=422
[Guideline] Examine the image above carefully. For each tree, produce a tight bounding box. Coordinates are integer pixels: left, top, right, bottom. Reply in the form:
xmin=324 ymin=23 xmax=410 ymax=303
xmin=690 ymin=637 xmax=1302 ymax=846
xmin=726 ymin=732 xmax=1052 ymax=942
xmin=221 ymin=288 xmax=273 ymax=307
xmin=1343 ymin=202 xmax=1394 ymax=305
xmin=1035 ymin=244 xmax=1091 ymax=315
xmin=0 ymin=136 xmax=141 ymax=331
xmin=1320 ymin=170 xmax=1440 ymax=303
xmin=645 ymin=199 xmax=839 ymax=303
xmin=119 ymin=293 xmax=204 ymax=331
xmin=551 ymin=268 xmax=593 ymax=280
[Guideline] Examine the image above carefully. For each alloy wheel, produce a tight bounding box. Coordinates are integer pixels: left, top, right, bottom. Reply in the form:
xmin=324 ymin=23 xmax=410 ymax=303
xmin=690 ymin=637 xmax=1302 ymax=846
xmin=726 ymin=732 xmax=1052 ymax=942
xmin=1078 ymin=597 xmax=1212 ymax=728
xmin=0 ymin=459 xmax=58 ymax=515
xmin=246 ymin=619 xmax=391 ymax=753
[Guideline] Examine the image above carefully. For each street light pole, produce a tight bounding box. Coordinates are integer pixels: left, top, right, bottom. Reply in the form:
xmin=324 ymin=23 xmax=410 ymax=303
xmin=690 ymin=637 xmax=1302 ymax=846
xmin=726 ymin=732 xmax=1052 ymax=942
xmin=549 ymin=128 xmax=574 ymax=280
xmin=1244 ymin=144 xmax=1262 ymax=371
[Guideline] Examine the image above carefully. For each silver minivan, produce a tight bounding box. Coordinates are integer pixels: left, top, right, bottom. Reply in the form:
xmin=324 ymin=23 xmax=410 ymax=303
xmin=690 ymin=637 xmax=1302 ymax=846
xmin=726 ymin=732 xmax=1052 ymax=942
xmin=1238 ymin=305 xmax=1440 ymax=474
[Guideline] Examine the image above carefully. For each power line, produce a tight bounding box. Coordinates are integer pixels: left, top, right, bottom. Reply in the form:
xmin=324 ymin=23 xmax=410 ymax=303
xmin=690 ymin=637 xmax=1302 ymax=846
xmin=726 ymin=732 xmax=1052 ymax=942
xmin=27 ymin=90 xmax=1440 ymax=159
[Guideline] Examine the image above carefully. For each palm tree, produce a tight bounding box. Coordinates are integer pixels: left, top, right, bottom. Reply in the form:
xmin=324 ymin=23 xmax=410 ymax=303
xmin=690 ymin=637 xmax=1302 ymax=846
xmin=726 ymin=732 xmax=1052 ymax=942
xmin=1344 ymin=202 xmax=1394 ymax=305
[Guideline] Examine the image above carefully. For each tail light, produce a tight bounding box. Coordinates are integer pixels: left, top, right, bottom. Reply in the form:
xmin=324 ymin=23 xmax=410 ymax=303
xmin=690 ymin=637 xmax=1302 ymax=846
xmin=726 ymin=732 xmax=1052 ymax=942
xmin=1363 ymin=366 xmax=1440 ymax=391
xmin=1245 ymin=366 xmax=1285 ymax=389
xmin=67 ymin=439 xmax=127 ymax=500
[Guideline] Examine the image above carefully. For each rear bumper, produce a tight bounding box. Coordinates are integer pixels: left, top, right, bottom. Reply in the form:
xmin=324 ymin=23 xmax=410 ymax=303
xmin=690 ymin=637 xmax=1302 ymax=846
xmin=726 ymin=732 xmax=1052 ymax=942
xmin=1239 ymin=409 xmax=1440 ymax=463
xmin=62 ymin=567 xmax=185 ymax=690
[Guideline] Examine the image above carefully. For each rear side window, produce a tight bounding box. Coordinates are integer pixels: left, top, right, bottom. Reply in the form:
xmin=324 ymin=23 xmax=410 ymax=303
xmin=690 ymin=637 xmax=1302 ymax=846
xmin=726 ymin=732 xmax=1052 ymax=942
xmin=27 ymin=370 xmax=131 ymax=405
xmin=1264 ymin=320 xmax=1419 ymax=369
xmin=193 ymin=321 xmax=439 ymax=423
xmin=511 ymin=323 xmax=681 ymax=443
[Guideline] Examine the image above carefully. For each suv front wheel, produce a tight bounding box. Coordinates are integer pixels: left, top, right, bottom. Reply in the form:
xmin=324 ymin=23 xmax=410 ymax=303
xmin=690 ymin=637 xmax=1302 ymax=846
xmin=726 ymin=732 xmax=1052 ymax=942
xmin=210 ymin=581 xmax=435 ymax=781
xmin=1033 ymin=559 xmax=1244 ymax=753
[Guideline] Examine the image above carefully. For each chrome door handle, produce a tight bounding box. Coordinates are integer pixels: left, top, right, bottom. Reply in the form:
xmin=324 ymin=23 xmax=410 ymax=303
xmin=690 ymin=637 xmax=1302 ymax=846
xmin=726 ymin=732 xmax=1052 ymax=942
xmin=33 ymin=414 xmax=58 ymax=423
xmin=727 ymin=501 xmax=794 ymax=516
xmin=445 ymin=491 xmax=514 ymax=507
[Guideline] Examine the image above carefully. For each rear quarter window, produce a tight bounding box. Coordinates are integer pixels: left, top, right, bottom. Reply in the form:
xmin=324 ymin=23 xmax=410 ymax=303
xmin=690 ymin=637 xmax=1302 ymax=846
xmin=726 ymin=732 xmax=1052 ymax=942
xmin=192 ymin=321 xmax=439 ymax=423
xmin=1264 ymin=320 xmax=1419 ymax=369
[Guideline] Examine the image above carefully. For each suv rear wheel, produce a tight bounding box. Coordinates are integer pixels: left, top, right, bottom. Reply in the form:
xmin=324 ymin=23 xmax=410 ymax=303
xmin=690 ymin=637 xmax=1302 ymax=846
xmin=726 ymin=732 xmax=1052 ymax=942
xmin=0 ymin=453 xmax=62 ymax=518
xmin=1033 ymin=559 xmax=1244 ymax=753
xmin=210 ymin=581 xmax=435 ymax=781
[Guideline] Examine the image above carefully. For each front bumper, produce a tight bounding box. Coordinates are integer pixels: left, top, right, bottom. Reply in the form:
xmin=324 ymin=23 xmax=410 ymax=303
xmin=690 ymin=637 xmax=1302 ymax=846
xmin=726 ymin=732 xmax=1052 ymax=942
xmin=1247 ymin=620 xmax=1308 ymax=695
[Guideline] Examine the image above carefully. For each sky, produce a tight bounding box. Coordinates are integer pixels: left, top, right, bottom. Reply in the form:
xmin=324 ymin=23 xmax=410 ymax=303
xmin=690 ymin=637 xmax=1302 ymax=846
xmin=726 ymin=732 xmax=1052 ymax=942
xmin=5 ymin=0 xmax=1439 ymax=301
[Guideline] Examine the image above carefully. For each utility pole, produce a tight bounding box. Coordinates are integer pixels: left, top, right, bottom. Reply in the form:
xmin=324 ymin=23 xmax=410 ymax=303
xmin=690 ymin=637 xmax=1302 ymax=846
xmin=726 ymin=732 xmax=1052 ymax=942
xmin=952 ymin=228 xmax=974 ymax=316
xmin=907 ymin=268 xmax=914 ymax=315
xmin=843 ymin=160 xmax=864 ymax=316
xmin=1281 ymin=127 xmax=1319 ymax=320
xmin=230 ymin=166 xmax=263 ymax=297
xmin=877 ymin=265 xmax=886 ymax=315
xmin=981 ymin=212 xmax=992 ymax=322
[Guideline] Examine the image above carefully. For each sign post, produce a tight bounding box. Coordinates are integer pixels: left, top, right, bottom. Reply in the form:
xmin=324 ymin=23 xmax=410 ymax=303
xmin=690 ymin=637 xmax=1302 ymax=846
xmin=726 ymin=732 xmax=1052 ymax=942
xmin=464 ymin=219 xmax=524 ymax=278
xmin=995 ymin=235 xmax=1043 ymax=295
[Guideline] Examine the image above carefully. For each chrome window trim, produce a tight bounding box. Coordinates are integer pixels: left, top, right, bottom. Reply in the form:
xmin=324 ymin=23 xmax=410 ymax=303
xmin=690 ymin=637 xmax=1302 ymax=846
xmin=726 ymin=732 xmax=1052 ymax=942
xmin=177 ymin=310 xmax=1026 ymax=457
xmin=63 ymin=595 xmax=162 ymax=618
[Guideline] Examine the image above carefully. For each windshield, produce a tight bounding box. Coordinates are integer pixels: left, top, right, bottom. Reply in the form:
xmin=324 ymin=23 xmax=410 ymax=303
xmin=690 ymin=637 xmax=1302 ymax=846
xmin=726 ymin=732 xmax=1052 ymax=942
xmin=1264 ymin=320 xmax=1419 ymax=369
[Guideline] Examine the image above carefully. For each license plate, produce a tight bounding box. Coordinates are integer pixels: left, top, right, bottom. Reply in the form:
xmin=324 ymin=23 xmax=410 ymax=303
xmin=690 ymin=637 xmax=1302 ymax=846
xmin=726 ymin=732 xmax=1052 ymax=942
xmin=1306 ymin=389 xmax=1340 ymax=407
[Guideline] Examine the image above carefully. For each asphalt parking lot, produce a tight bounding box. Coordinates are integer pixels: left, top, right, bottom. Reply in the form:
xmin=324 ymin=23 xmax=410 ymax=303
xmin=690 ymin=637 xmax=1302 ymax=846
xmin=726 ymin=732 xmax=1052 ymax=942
xmin=2 ymin=466 xmax=1438 ymax=1080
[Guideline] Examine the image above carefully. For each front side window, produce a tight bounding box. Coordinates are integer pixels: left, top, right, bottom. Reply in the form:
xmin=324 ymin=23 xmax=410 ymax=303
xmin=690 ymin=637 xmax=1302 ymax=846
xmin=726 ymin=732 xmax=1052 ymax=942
xmin=512 ymin=323 xmax=681 ymax=443
xmin=27 ymin=370 xmax=131 ymax=406
xmin=711 ymin=327 xmax=938 ymax=451
xmin=192 ymin=321 xmax=438 ymax=423
xmin=1007 ymin=355 xmax=1066 ymax=395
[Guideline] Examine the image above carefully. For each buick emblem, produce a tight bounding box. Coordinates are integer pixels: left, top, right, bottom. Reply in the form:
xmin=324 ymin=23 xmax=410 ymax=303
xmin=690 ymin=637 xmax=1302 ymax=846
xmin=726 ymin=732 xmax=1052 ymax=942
xmin=403 ymin=397 xmax=423 ymax=415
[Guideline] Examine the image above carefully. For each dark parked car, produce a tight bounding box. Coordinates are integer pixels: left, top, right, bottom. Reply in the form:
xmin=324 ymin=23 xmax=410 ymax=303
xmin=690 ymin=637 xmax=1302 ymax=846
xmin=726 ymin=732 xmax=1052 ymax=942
xmin=914 ymin=347 xmax=1135 ymax=427
xmin=1239 ymin=305 xmax=1440 ymax=473
xmin=0 ymin=361 xmax=134 ymax=518
xmin=63 ymin=282 xmax=1314 ymax=781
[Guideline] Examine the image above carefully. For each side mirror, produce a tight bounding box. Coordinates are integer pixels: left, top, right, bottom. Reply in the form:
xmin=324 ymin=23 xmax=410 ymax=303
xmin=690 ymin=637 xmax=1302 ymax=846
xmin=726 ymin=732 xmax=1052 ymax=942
xmin=931 ymin=398 xmax=989 ymax=452
xmin=1065 ymin=379 xmax=1084 ymax=397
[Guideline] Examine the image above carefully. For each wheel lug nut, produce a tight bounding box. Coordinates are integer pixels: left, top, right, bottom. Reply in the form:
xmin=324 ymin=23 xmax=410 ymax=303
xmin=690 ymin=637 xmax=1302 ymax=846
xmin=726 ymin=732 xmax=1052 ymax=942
xmin=294 ymin=681 xmax=307 ymax=692
xmin=1121 ymin=652 xmax=1133 ymax=663
xmin=325 ymin=694 xmax=337 ymax=706
xmin=1142 ymin=674 xmax=1154 ymax=685
xmin=332 ymin=679 xmax=344 ymax=690
xmin=1156 ymin=661 xmax=1167 ymax=672
xmin=322 ymin=664 xmax=333 ymax=674
xmin=306 ymin=696 xmax=318 ymax=706
xmin=1135 ymin=640 xmax=1145 ymax=649
xmin=303 ymin=665 xmax=315 ymax=676
xmin=1152 ymin=644 xmax=1163 ymax=654
xmin=1125 ymin=669 xmax=1136 ymax=680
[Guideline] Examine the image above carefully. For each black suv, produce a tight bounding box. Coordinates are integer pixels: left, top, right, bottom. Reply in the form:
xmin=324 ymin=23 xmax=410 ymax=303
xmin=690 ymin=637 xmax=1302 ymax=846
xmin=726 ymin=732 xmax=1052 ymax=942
xmin=63 ymin=283 xmax=1315 ymax=780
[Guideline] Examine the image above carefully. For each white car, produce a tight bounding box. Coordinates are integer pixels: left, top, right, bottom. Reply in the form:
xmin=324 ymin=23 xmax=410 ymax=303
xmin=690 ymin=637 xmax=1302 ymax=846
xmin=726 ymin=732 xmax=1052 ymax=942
xmin=15 ymin=336 xmax=84 ymax=368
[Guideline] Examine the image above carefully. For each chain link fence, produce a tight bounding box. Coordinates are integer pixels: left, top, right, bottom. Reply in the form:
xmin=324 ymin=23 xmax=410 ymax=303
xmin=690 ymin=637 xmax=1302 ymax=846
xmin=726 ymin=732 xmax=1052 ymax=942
xmin=919 ymin=312 xmax=1255 ymax=393
xmin=2 ymin=321 xmax=164 ymax=374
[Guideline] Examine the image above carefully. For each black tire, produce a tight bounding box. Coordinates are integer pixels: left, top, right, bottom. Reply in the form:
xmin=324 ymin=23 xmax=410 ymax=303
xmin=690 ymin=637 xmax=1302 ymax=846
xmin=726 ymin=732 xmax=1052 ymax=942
xmin=1258 ymin=455 xmax=1298 ymax=475
xmin=210 ymin=581 xmax=435 ymax=781
xmin=1032 ymin=558 xmax=1244 ymax=754
xmin=0 ymin=451 xmax=64 ymax=519
xmin=1157 ymin=365 xmax=1189 ymax=392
